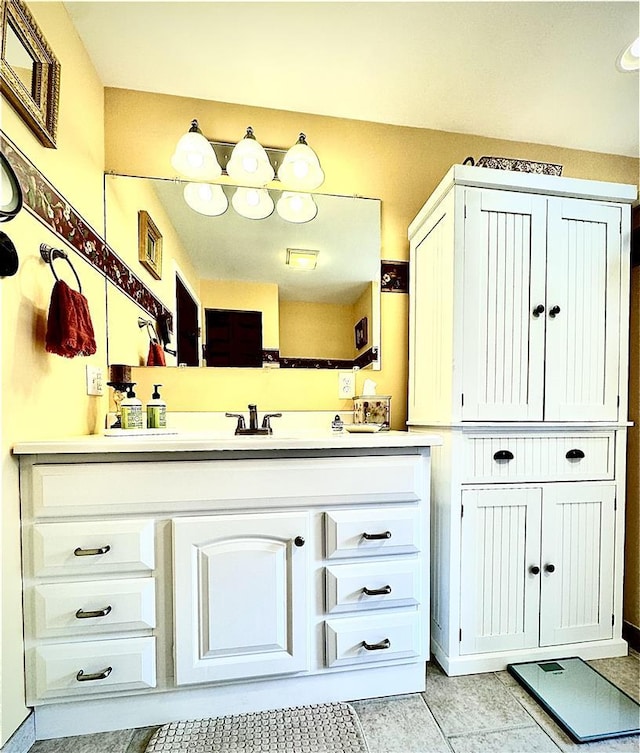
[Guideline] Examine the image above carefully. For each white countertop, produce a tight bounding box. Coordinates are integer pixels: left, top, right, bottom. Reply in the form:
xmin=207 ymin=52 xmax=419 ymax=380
xmin=13 ymin=429 xmax=443 ymax=456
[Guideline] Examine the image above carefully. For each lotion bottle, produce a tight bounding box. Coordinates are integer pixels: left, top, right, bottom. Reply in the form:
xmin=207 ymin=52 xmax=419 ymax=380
xmin=146 ymin=384 xmax=167 ymax=429
xmin=121 ymin=383 xmax=144 ymax=430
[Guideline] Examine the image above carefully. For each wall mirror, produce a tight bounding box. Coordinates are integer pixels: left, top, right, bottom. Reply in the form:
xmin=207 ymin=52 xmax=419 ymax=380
xmin=0 ymin=0 xmax=60 ymax=148
xmin=104 ymin=174 xmax=381 ymax=370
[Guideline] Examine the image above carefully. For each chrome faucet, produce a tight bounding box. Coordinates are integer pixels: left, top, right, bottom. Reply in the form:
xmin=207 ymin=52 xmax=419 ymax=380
xmin=225 ymin=405 xmax=282 ymax=435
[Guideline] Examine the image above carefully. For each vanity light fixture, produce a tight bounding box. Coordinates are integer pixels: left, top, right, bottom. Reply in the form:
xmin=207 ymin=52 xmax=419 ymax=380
xmin=171 ymin=119 xmax=222 ymax=180
xmin=276 ymin=192 xmax=318 ymax=223
xmin=231 ymin=186 xmax=275 ymax=220
xmin=617 ymin=35 xmax=640 ymax=71
xmin=226 ymin=126 xmax=275 ymax=186
xmin=277 ymin=133 xmax=324 ymax=191
xmin=183 ymin=182 xmax=228 ymax=216
xmin=286 ymin=248 xmax=319 ymax=270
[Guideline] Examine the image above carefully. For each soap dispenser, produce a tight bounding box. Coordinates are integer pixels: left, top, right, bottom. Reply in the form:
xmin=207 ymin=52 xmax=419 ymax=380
xmin=146 ymin=384 xmax=167 ymax=429
xmin=120 ymin=383 xmax=143 ymax=430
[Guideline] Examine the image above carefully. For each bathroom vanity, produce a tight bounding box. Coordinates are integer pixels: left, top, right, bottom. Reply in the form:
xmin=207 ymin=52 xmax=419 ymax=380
xmin=14 ymin=431 xmax=440 ymax=739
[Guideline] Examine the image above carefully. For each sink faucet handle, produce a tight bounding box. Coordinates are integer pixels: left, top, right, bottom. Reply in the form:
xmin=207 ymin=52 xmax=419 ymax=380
xmin=225 ymin=412 xmax=246 ymax=435
xmin=261 ymin=413 xmax=283 ymax=434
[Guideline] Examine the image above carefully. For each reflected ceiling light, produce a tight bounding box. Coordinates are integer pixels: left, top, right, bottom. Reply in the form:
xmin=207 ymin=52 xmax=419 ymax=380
xmin=276 ymin=192 xmax=318 ymax=223
xmin=286 ymin=248 xmax=319 ymax=270
xmin=231 ymin=187 xmax=274 ymax=220
xmin=277 ymin=133 xmax=324 ymax=191
xmin=226 ymin=127 xmax=275 ymax=186
xmin=617 ymin=36 xmax=640 ymax=71
xmin=171 ymin=119 xmax=222 ymax=180
xmin=183 ymin=182 xmax=228 ymax=216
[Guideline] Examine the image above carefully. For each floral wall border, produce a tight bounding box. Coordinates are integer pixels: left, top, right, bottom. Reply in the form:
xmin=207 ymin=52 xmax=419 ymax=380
xmin=0 ymin=131 xmax=171 ymax=323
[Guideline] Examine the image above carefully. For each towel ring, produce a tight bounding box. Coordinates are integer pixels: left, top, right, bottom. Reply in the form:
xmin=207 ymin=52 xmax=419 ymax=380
xmin=138 ymin=316 xmax=160 ymax=342
xmin=40 ymin=243 xmax=82 ymax=294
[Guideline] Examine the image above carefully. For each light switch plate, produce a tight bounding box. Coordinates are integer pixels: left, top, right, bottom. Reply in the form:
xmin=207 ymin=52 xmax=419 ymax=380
xmin=86 ymin=365 xmax=104 ymax=396
xmin=338 ymin=371 xmax=355 ymax=399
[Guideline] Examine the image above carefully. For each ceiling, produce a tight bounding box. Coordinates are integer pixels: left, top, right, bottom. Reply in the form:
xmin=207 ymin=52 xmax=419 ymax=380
xmin=64 ymin=1 xmax=639 ymax=158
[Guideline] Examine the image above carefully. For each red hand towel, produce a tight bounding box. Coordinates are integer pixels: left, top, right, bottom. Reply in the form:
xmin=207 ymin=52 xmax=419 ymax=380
xmin=146 ymin=341 xmax=166 ymax=366
xmin=45 ymin=279 xmax=97 ymax=358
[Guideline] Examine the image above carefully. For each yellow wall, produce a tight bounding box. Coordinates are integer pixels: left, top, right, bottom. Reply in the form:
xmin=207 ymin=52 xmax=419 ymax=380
xmin=626 ymin=266 xmax=640 ymax=633
xmin=279 ymin=300 xmax=353 ymax=359
xmin=1 ymin=3 xmax=107 ymax=744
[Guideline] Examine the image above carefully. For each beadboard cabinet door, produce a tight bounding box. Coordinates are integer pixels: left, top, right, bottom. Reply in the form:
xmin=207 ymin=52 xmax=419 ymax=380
xmin=461 ymin=189 xmax=622 ymax=422
xmin=459 ymin=483 xmax=615 ymax=656
xmin=173 ymin=512 xmax=310 ymax=685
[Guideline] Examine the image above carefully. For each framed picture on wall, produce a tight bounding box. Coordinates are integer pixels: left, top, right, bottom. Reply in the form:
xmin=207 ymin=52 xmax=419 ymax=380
xmin=0 ymin=0 xmax=60 ymax=148
xmin=138 ymin=210 xmax=163 ymax=280
xmin=355 ymin=316 xmax=368 ymax=350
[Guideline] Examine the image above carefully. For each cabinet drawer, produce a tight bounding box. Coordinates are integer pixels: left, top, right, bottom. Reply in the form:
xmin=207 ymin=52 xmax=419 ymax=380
xmin=325 ymin=612 xmax=422 ymax=667
xmin=30 ymin=578 xmax=156 ymax=639
xmin=325 ymin=559 xmax=421 ymax=613
xmin=325 ymin=507 xmax=420 ymax=559
xmin=29 ymin=637 xmax=156 ymax=701
xmin=31 ymin=520 xmax=155 ymax=577
xmin=463 ymin=433 xmax=614 ymax=483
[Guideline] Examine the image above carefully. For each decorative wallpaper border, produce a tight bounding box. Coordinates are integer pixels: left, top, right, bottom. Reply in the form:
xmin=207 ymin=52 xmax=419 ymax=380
xmin=278 ymin=346 xmax=378 ymax=370
xmin=0 ymin=131 xmax=171 ymax=322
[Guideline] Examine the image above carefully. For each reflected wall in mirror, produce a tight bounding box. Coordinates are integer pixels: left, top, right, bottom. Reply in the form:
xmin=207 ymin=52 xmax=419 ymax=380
xmin=104 ymin=174 xmax=381 ymax=370
xmin=0 ymin=0 xmax=60 ymax=147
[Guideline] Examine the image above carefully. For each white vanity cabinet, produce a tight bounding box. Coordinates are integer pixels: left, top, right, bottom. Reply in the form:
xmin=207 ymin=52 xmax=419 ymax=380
xmin=16 ymin=433 xmax=438 ymax=739
xmin=408 ymin=165 xmax=635 ymax=675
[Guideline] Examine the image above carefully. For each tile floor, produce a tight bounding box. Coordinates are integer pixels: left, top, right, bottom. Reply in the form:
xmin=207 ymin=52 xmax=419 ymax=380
xmin=27 ymin=651 xmax=639 ymax=753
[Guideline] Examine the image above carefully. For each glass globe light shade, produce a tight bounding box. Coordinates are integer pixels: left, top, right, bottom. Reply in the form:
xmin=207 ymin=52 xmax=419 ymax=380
xmin=171 ymin=120 xmax=222 ymax=180
xmin=617 ymin=35 xmax=640 ymax=71
xmin=231 ymin=187 xmax=274 ymax=220
xmin=276 ymin=192 xmax=318 ymax=223
xmin=183 ymin=183 xmax=228 ymax=216
xmin=226 ymin=127 xmax=275 ymax=186
xmin=277 ymin=134 xmax=324 ymax=191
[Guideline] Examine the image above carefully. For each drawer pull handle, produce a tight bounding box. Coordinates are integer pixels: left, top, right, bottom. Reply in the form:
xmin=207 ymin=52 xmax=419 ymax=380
xmin=362 ymin=531 xmax=392 ymax=541
xmin=74 ymin=545 xmax=111 ymax=557
xmin=362 ymin=638 xmax=391 ymax=651
xmin=493 ymin=450 xmax=514 ymax=461
xmin=566 ymin=449 xmax=585 ymax=460
xmin=363 ymin=585 xmax=392 ymax=596
xmin=76 ymin=666 xmax=113 ymax=682
xmin=75 ymin=606 xmax=112 ymax=619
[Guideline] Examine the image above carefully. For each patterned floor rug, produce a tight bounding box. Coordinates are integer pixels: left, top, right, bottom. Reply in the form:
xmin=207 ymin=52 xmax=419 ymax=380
xmin=143 ymin=702 xmax=370 ymax=752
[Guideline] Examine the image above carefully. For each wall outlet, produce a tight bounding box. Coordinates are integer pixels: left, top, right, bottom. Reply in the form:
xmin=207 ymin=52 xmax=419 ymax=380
xmin=86 ymin=365 xmax=104 ymax=396
xmin=338 ymin=371 xmax=355 ymax=399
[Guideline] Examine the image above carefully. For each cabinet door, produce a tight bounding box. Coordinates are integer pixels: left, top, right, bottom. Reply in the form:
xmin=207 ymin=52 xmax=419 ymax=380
xmin=545 ymin=199 xmax=622 ymax=421
xmin=460 ymin=487 xmax=541 ymax=654
xmin=462 ymin=189 xmax=547 ymax=420
xmin=173 ymin=512 xmax=309 ymax=685
xmin=539 ymin=483 xmax=615 ymax=646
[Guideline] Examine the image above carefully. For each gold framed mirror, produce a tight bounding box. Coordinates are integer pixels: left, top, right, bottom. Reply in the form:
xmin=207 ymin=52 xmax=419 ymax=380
xmin=0 ymin=0 xmax=60 ymax=148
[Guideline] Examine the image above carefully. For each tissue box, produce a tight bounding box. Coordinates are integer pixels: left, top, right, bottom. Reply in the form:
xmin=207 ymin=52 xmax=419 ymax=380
xmin=353 ymin=395 xmax=391 ymax=430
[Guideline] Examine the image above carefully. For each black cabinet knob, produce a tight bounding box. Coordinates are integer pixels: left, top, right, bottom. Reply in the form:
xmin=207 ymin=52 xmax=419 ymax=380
xmin=549 ymin=305 xmax=561 ymax=318
xmin=544 ymin=564 xmax=556 ymax=573
xmin=529 ymin=565 xmax=540 ymax=575
xmin=294 ymin=536 xmax=305 ymax=547
xmin=532 ymin=304 xmax=545 ymax=318
xmin=565 ymin=449 xmax=585 ymax=460
xmin=493 ymin=450 xmax=514 ymax=461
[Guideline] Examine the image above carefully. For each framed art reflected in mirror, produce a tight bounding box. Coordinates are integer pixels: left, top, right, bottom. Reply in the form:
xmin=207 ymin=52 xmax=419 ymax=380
xmin=138 ymin=210 xmax=163 ymax=280
xmin=0 ymin=0 xmax=60 ymax=148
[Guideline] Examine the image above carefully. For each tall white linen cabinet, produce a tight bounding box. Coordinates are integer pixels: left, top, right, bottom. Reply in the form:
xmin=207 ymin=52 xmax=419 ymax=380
xmin=407 ymin=164 xmax=637 ymax=675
